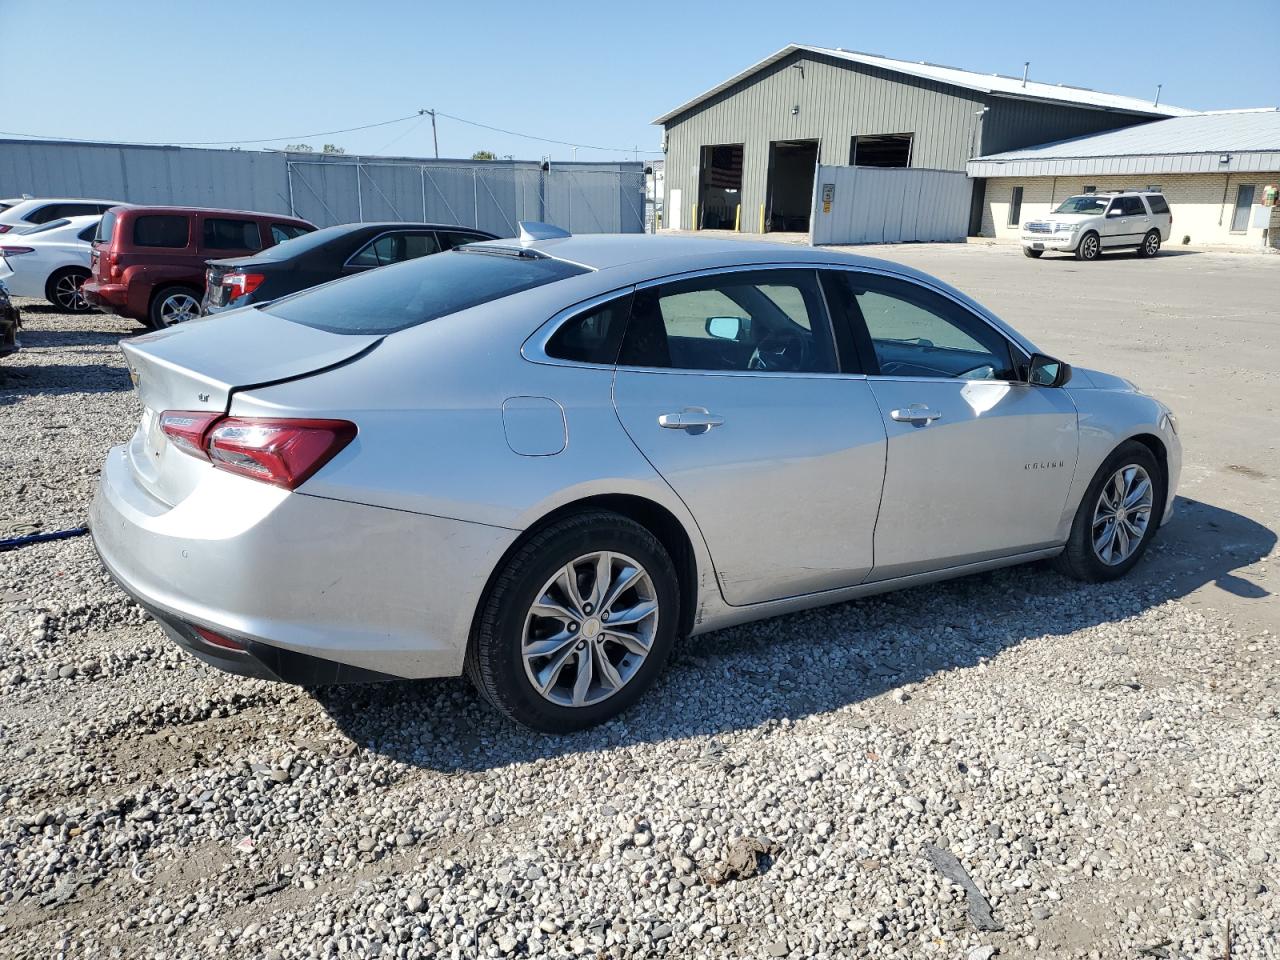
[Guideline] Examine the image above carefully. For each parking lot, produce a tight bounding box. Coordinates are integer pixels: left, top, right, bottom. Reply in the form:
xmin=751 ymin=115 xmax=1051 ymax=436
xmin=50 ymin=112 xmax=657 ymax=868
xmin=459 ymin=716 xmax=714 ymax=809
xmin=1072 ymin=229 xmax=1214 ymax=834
xmin=1 ymin=243 xmax=1277 ymax=959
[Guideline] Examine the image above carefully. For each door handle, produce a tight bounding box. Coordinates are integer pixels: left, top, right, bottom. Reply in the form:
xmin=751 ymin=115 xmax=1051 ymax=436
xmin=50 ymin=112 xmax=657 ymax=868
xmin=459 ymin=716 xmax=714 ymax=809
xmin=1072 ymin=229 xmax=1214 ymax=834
xmin=890 ymin=405 xmax=942 ymax=426
xmin=658 ymin=409 xmax=724 ymax=434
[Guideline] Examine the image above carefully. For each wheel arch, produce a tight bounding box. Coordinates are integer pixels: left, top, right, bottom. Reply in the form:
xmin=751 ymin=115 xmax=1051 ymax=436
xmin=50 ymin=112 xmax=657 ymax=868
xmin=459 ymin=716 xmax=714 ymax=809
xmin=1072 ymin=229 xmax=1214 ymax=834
xmin=1126 ymin=431 xmax=1170 ymax=519
xmin=469 ymin=493 xmax=702 ymax=644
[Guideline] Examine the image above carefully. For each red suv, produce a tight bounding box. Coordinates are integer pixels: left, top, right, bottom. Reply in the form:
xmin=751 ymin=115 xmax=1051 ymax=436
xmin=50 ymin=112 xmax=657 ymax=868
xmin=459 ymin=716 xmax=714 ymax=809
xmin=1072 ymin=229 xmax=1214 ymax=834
xmin=83 ymin=205 xmax=314 ymax=328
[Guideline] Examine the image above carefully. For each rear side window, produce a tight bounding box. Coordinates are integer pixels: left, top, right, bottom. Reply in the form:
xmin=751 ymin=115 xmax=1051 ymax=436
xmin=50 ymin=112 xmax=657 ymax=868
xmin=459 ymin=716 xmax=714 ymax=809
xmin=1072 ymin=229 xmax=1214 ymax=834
xmin=1145 ymin=195 xmax=1170 ymax=215
xmin=95 ymin=210 xmax=117 ymax=245
xmin=27 ymin=204 xmax=62 ymax=224
xmin=77 ymin=223 xmax=98 ymax=242
xmin=133 ymin=215 xmax=189 ymax=248
xmin=348 ymin=231 xmax=441 ymax=268
xmin=265 ymin=249 xmax=589 ymax=335
xmin=271 ymin=222 xmax=311 ymax=244
xmin=546 ymin=294 xmax=634 ymax=364
xmin=203 ymin=218 xmax=263 ymax=251
xmin=438 ymin=231 xmax=491 ymax=249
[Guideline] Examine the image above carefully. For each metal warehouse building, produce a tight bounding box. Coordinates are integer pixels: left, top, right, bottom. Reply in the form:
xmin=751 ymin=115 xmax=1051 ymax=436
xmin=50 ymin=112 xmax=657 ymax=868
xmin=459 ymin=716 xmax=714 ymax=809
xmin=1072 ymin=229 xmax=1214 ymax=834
xmin=969 ymin=108 xmax=1280 ymax=250
xmin=655 ymin=44 xmax=1187 ymax=240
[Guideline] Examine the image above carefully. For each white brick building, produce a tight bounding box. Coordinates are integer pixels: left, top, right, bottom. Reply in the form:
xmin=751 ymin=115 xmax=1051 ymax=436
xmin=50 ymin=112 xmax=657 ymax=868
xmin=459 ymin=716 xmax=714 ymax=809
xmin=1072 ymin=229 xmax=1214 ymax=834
xmin=968 ymin=109 xmax=1280 ymax=250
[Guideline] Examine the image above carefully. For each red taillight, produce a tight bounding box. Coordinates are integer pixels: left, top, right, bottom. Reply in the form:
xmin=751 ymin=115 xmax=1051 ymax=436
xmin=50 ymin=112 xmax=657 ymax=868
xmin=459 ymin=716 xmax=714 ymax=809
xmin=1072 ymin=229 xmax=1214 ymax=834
xmin=0 ymin=224 xmax=11 ymax=234
xmin=159 ymin=410 xmax=223 ymax=459
xmin=192 ymin=626 xmax=246 ymax=652
xmin=0 ymin=245 xmax=34 ymax=256
xmin=160 ymin=410 xmax=356 ymax=489
xmin=222 ymin=271 xmax=266 ymax=299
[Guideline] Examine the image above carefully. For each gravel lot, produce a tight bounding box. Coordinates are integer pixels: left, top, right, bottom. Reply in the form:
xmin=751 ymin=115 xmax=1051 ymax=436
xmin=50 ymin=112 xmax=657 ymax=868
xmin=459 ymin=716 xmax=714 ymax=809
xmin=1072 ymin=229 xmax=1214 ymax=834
xmin=1 ymin=247 xmax=1277 ymax=960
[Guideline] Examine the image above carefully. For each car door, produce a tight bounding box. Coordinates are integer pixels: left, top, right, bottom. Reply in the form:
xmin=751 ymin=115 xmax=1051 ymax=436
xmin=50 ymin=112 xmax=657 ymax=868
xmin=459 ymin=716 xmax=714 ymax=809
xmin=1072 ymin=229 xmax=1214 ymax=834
xmin=611 ymin=266 xmax=887 ymax=606
xmin=1101 ymin=197 xmax=1141 ymax=247
xmin=823 ymin=269 xmax=1078 ymax=581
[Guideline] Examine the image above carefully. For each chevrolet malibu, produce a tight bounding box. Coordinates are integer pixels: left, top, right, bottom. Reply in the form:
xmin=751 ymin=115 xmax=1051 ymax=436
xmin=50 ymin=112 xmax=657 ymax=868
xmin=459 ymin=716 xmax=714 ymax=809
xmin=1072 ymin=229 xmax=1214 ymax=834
xmin=91 ymin=225 xmax=1181 ymax=731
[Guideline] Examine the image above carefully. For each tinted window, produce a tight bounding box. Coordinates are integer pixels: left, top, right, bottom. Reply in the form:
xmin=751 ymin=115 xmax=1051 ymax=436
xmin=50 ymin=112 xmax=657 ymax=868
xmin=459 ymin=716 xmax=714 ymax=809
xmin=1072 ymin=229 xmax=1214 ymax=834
xmin=348 ymin=231 xmax=441 ymax=268
xmin=438 ymin=231 xmax=491 ymax=249
xmin=1117 ymin=197 xmax=1145 ymax=216
xmin=95 ymin=210 xmax=117 ymax=245
xmin=203 ymin=218 xmax=263 ymax=251
xmin=252 ymin=224 xmax=350 ymax=261
xmin=1007 ymin=187 xmax=1024 ymax=227
xmin=271 ymin=223 xmax=311 ymax=244
xmin=1055 ymin=196 xmax=1107 ymax=214
xmin=27 ymin=204 xmax=62 ymax=224
xmin=835 ymin=272 xmax=1015 ymax=381
xmin=59 ymin=203 xmax=101 ymax=218
xmin=546 ymin=294 xmax=633 ymax=364
xmin=1145 ymin=195 xmax=1170 ymax=215
xmin=265 ymin=249 xmax=588 ymax=335
xmin=619 ymin=269 xmax=836 ymax=373
xmin=78 ymin=223 xmax=98 ymax=242
xmin=132 ymin=215 xmax=189 ymax=248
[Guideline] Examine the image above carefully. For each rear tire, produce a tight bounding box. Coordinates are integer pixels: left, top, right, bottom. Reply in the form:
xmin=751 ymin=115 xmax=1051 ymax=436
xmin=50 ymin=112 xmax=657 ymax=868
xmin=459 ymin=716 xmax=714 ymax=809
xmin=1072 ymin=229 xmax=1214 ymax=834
xmin=1137 ymin=230 xmax=1161 ymax=258
xmin=45 ymin=267 xmax=93 ymax=313
xmin=1075 ymin=231 xmax=1101 ymax=261
xmin=148 ymin=285 xmax=202 ymax=329
xmin=1022 ymin=247 xmax=1043 ymax=259
xmin=465 ymin=511 xmax=680 ymax=732
xmin=1054 ymin=440 xmax=1164 ymax=582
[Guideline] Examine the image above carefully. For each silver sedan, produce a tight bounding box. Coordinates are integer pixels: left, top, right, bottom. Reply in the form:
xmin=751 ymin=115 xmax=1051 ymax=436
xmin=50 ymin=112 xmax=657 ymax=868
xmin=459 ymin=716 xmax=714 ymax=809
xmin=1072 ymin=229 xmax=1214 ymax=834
xmin=91 ymin=225 xmax=1181 ymax=731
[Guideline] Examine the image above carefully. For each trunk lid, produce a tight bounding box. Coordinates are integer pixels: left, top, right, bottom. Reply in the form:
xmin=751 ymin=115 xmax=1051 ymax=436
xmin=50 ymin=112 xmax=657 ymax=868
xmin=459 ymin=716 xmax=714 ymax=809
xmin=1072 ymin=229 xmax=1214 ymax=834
xmin=120 ymin=308 xmax=380 ymax=505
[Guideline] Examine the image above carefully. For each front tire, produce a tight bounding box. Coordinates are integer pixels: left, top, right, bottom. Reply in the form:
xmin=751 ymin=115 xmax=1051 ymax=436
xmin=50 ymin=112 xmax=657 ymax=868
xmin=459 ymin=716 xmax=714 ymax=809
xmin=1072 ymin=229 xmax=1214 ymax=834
xmin=1137 ymin=230 xmax=1161 ymax=258
xmin=1054 ymin=441 xmax=1164 ymax=582
xmin=45 ymin=267 xmax=93 ymax=313
xmin=148 ymin=286 xmax=201 ymax=329
xmin=1022 ymin=247 xmax=1043 ymax=259
xmin=1075 ymin=231 xmax=1101 ymax=261
xmin=465 ymin=511 xmax=680 ymax=732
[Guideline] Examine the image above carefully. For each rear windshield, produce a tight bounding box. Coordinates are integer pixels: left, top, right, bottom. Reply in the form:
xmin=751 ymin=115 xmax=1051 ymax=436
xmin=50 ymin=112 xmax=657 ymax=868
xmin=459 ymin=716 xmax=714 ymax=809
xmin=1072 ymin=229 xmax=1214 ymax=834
xmin=264 ymin=248 xmax=589 ymax=335
xmin=251 ymin=223 xmax=352 ymax=261
xmin=95 ymin=210 xmax=118 ymax=245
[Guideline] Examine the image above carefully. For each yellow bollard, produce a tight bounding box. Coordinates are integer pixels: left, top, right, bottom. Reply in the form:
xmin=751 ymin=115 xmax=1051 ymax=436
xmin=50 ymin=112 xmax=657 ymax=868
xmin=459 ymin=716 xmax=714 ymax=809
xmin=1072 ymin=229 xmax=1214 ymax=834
xmin=734 ymin=204 xmax=741 ymax=232
xmin=692 ymin=202 xmax=698 ymax=231
xmin=759 ymin=204 xmax=765 ymax=234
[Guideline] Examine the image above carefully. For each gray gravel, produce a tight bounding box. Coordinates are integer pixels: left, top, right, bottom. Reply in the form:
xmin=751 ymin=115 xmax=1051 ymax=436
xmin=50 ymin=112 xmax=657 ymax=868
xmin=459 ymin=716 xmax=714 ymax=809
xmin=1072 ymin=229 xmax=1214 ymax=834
xmin=1 ymin=300 xmax=1277 ymax=959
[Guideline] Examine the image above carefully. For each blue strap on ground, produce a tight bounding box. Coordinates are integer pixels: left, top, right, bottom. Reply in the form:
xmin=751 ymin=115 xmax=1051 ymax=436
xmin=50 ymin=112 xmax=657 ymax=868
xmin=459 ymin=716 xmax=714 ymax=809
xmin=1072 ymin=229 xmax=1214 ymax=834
xmin=0 ymin=527 xmax=90 ymax=552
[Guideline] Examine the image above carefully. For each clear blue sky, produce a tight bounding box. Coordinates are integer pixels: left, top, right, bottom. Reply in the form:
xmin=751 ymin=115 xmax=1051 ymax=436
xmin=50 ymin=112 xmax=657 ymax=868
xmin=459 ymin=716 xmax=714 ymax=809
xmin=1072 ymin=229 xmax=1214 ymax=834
xmin=3 ymin=0 xmax=1275 ymax=162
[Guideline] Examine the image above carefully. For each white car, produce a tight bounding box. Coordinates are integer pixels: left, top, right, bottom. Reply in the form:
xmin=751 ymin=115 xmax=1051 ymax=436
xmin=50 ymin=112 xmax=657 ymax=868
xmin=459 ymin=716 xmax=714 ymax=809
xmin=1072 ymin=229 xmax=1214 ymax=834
xmin=0 ymin=215 xmax=101 ymax=312
xmin=0 ymin=197 xmax=122 ymax=236
xmin=1022 ymin=191 xmax=1172 ymax=261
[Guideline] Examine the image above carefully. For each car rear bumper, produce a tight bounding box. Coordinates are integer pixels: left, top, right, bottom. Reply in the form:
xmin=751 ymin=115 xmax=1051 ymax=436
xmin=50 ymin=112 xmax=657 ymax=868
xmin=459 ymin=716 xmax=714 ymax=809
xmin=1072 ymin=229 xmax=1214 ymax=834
xmin=89 ymin=441 xmax=519 ymax=683
xmin=82 ymin=279 xmax=129 ymax=311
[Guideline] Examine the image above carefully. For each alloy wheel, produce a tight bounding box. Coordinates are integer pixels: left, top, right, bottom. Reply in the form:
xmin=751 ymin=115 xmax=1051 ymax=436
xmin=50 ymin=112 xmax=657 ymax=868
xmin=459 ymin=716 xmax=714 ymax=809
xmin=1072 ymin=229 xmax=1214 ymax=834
xmin=1092 ymin=464 xmax=1153 ymax=565
xmin=159 ymin=292 xmax=201 ymax=325
xmin=54 ymin=273 xmax=89 ymax=312
xmin=1144 ymin=232 xmax=1160 ymax=256
xmin=1081 ymin=234 xmax=1099 ymax=260
xmin=521 ymin=551 xmax=659 ymax=708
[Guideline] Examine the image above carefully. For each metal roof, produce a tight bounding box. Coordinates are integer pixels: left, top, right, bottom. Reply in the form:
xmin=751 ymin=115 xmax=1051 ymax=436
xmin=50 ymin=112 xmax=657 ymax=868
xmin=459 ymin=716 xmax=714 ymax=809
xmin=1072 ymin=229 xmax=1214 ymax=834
xmin=653 ymin=44 xmax=1194 ymax=125
xmin=967 ymin=108 xmax=1280 ymax=177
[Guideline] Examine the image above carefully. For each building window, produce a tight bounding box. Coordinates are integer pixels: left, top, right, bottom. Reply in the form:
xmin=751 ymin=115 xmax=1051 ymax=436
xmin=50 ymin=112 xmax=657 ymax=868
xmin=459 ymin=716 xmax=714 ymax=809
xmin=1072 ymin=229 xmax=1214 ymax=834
xmin=850 ymin=133 xmax=912 ymax=167
xmin=1146 ymin=184 xmax=1162 ymax=193
xmin=1008 ymin=186 xmax=1024 ymax=227
xmin=1231 ymin=184 xmax=1256 ymax=233
xmin=1083 ymin=185 xmax=1096 ymax=194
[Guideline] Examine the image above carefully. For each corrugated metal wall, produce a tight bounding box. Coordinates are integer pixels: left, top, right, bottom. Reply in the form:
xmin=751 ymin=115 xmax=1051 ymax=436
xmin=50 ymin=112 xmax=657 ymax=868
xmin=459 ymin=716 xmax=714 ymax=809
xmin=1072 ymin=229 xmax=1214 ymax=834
xmin=978 ymin=97 xmax=1154 ymax=156
xmin=0 ymin=140 xmax=646 ymax=236
xmin=810 ymin=165 xmax=971 ymax=245
xmin=663 ymin=50 xmax=985 ymax=233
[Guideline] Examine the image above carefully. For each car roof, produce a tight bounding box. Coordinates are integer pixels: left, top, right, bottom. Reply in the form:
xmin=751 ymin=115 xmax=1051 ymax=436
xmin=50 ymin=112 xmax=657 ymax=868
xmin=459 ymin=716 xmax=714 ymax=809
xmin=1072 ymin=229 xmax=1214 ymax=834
xmin=7 ymin=197 xmax=122 ymax=207
xmin=108 ymin=204 xmax=312 ymax=222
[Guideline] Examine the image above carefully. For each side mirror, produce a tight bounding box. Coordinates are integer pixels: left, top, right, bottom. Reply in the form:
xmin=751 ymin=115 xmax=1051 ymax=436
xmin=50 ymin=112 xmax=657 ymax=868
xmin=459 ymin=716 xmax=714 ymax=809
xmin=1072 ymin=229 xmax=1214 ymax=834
xmin=1027 ymin=353 xmax=1072 ymax=388
xmin=1106 ymin=207 xmax=1124 ymax=218
xmin=706 ymin=316 xmax=744 ymax=341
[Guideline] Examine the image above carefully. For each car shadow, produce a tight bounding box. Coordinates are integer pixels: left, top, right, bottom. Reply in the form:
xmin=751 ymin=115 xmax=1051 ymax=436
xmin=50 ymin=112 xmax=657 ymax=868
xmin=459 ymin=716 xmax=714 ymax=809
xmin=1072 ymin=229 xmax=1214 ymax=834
xmin=311 ymin=496 xmax=1273 ymax=773
xmin=0 ymin=362 xmax=131 ymax=399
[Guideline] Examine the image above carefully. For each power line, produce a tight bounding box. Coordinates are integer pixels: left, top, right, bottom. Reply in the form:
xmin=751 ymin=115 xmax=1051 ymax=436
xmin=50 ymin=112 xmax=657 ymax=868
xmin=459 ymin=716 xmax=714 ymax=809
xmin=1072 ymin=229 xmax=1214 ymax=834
xmin=433 ymin=110 xmax=662 ymax=155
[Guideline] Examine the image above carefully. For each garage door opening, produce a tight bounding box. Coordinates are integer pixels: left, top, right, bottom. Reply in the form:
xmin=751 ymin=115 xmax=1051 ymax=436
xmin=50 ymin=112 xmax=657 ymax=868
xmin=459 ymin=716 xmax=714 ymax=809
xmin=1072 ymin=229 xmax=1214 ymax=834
xmin=766 ymin=139 xmax=819 ymax=232
xmin=697 ymin=144 xmax=744 ymax=230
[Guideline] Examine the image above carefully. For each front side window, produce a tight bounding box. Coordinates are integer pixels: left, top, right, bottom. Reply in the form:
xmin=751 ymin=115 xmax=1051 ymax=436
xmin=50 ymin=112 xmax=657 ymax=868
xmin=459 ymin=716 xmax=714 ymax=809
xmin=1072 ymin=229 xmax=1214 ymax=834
xmin=95 ymin=210 xmax=117 ymax=245
xmin=27 ymin=204 xmax=61 ymax=224
xmin=1117 ymin=196 xmax=1145 ymax=216
xmin=835 ymin=272 xmax=1015 ymax=381
xmin=348 ymin=231 xmax=442 ymax=268
xmin=619 ymin=269 xmax=837 ymax=374
xmin=132 ymin=215 xmax=190 ymax=248
xmin=203 ymin=218 xmax=263 ymax=251
xmin=545 ymin=293 xmax=634 ymax=365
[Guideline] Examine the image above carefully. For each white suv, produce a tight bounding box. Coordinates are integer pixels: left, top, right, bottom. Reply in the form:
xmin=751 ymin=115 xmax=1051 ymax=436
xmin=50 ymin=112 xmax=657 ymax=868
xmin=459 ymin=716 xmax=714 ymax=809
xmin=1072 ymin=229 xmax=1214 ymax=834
xmin=1022 ymin=191 xmax=1172 ymax=261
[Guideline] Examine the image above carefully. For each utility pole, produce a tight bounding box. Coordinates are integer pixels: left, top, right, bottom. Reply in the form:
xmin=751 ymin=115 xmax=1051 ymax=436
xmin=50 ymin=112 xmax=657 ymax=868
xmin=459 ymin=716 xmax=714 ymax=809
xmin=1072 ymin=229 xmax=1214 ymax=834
xmin=421 ymin=108 xmax=438 ymax=159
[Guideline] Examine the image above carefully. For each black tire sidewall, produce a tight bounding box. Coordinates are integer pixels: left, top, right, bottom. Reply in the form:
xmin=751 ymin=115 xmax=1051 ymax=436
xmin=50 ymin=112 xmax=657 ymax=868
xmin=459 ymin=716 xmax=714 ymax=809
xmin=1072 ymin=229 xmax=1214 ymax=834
xmin=1065 ymin=441 xmax=1165 ymax=580
xmin=1023 ymin=248 xmax=1043 ymax=258
xmin=471 ymin=514 xmax=680 ymax=732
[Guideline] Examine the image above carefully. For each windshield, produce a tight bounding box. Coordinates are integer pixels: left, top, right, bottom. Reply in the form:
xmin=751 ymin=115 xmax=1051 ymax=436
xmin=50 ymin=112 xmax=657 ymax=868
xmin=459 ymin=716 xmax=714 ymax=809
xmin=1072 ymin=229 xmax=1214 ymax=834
xmin=1053 ymin=196 xmax=1108 ymax=215
xmin=264 ymin=248 xmax=590 ymax=334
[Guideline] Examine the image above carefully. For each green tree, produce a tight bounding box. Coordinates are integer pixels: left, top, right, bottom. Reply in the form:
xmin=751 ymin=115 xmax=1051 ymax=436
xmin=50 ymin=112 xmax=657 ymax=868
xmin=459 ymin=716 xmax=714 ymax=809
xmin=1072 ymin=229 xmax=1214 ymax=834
xmin=284 ymin=143 xmax=314 ymax=153
xmin=471 ymin=150 xmax=497 ymax=161
xmin=322 ymin=144 xmax=346 ymax=154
